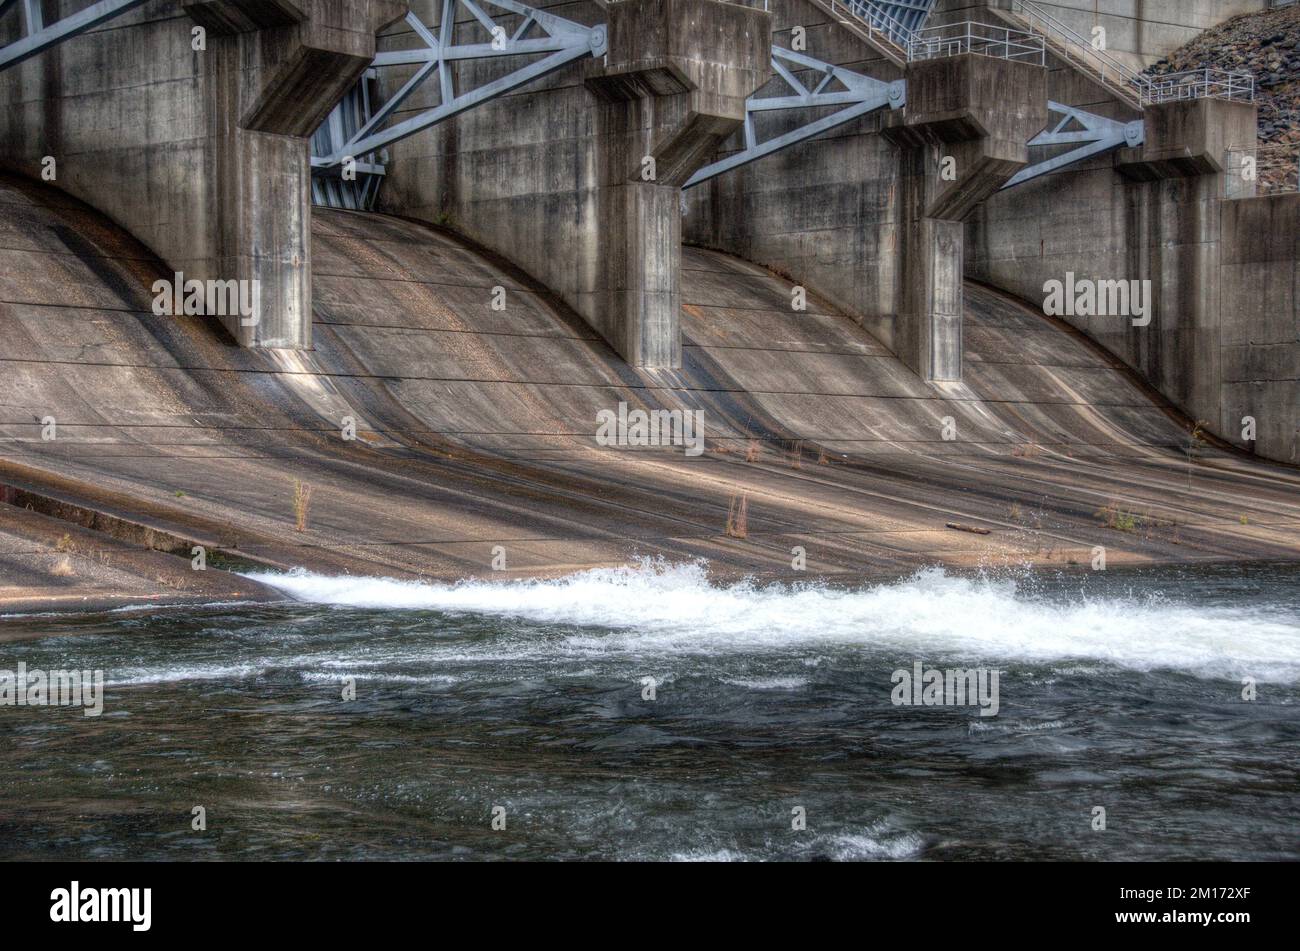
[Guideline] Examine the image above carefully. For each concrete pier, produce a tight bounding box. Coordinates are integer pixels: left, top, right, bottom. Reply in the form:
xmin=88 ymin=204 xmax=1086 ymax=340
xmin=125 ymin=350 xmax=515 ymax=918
xmin=584 ymin=0 xmax=771 ymax=366
xmin=0 ymin=0 xmax=406 ymax=348
xmin=884 ymin=54 xmax=1046 ymax=380
xmin=377 ymin=0 xmax=769 ymax=368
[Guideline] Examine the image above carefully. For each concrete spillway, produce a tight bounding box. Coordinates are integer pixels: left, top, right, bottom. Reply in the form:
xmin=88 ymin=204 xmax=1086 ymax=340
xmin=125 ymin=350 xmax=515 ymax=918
xmin=2 ymin=172 xmax=1299 ymax=611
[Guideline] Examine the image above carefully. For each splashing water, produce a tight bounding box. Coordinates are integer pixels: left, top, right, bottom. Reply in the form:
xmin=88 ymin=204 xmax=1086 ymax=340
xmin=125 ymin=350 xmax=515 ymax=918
xmin=244 ymin=560 xmax=1300 ymax=683
xmin=3 ymin=560 xmax=1298 ymax=861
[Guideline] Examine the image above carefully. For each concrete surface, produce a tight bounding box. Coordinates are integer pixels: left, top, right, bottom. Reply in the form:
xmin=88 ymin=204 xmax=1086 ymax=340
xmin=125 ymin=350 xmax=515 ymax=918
xmin=379 ymin=0 xmax=770 ymax=368
xmin=968 ymin=50 xmax=1298 ymax=464
xmin=2 ymin=172 xmax=1298 ymax=612
xmin=0 ymin=0 xmax=407 ymax=349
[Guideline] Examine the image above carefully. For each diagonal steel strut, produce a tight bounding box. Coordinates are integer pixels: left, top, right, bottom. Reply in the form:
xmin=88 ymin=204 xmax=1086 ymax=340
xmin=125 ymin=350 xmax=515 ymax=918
xmin=684 ymin=47 xmax=905 ymax=190
xmin=312 ymin=1 xmax=607 ymax=170
xmin=1001 ymin=101 xmax=1145 ymax=190
xmin=0 ymin=0 xmax=150 ymax=71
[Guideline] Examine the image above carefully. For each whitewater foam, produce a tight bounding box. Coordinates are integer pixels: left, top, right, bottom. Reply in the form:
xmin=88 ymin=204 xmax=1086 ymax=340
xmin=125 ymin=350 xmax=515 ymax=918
xmin=824 ymin=830 xmax=925 ymax=861
xmin=242 ymin=561 xmax=1300 ymax=683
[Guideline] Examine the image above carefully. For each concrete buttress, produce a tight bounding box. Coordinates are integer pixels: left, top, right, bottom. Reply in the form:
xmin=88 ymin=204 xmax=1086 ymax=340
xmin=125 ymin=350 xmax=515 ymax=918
xmin=373 ymin=0 xmax=770 ymax=371
xmin=187 ymin=0 xmax=408 ymax=347
xmin=580 ymin=0 xmax=771 ymax=367
xmin=0 ymin=0 xmax=408 ymax=349
xmin=883 ymin=54 xmax=1047 ymax=381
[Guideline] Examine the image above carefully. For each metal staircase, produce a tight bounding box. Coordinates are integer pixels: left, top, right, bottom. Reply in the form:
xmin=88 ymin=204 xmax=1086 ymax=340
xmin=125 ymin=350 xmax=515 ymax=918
xmin=989 ymin=0 xmax=1148 ymax=108
xmin=810 ymin=0 xmax=936 ymax=67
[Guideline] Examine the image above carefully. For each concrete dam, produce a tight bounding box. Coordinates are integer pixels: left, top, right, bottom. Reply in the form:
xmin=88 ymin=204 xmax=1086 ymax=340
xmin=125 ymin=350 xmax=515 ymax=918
xmin=4 ymin=0 xmax=1300 ymax=873
xmin=1 ymin=0 xmax=1298 ymax=611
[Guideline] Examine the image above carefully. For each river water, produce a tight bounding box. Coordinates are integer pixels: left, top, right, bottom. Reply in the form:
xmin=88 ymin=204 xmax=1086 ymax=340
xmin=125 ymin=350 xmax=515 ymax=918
xmin=2 ymin=560 xmax=1298 ymax=861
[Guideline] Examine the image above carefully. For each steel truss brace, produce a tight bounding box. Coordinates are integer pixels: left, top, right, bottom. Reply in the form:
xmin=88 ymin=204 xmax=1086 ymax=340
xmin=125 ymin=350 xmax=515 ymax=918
xmin=684 ymin=47 xmax=905 ymax=190
xmin=311 ymin=69 xmax=388 ymax=210
xmin=0 ymin=0 xmax=149 ymax=71
xmin=1001 ymin=100 xmax=1145 ymax=190
xmin=311 ymin=1 xmax=607 ymax=169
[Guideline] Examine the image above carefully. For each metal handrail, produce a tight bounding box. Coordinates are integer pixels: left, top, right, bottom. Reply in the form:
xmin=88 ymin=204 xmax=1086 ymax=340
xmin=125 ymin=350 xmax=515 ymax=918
xmin=1009 ymin=0 xmax=1152 ymax=100
xmin=908 ymin=21 xmax=1045 ymax=65
xmin=828 ymin=0 xmax=920 ymax=50
xmin=1143 ymin=68 xmax=1255 ymax=105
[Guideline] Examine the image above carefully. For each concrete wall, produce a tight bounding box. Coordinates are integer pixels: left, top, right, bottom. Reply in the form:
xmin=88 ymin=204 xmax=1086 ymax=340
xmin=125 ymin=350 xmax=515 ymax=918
xmin=0 ymin=0 xmax=405 ymax=348
xmin=376 ymin=0 xmax=770 ymax=368
xmin=682 ymin=0 xmax=905 ymax=350
xmin=681 ymin=0 xmax=1296 ymax=462
xmin=1219 ymin=194 xmax=1300 ymax=463
xmin=965 ymin=23 xmax=1298 ymax=463
xmin=684 ymin=0 xmax=1044 ymax=381
xmin=4 ymin=0 xmax=1291 ymax=462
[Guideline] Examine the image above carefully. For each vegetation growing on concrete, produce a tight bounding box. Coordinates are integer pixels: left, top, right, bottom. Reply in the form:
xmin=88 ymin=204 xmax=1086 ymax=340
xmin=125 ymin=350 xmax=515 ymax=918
xmin=293 ymin=480 xmax=313 ymax=534
xmin=726 ymin=493 xmax=749 ymax=539
xmin=1097 ymin=501 xmax=1141 ymax=534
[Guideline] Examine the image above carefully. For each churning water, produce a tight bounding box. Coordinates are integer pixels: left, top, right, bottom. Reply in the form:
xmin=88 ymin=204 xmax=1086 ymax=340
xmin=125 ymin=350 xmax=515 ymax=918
xmin=1 ymin=560 xmax=1298 ymax=860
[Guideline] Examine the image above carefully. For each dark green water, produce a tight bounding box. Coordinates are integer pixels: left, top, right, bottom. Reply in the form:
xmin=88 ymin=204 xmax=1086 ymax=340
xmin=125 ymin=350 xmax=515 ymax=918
xmin=1 ymin=561 xmax=1298 ymax=860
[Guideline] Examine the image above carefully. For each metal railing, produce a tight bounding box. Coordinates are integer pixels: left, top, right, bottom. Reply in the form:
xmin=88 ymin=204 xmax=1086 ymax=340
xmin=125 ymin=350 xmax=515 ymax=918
xmin=1224 ymin=144 xmax=1300 ymax=198
xmin=1142 ymin=68 xmax=1255 ymax=106
xmin=828 ymin=0 xmax=921 ymax=50
xmin=1008 ymin=0 xmax=1151 ymax=102
xmin=908 ymin=21 xmax=1045 ymax=65
xmin=1008 ymin=1 xmax=1256 ymax=108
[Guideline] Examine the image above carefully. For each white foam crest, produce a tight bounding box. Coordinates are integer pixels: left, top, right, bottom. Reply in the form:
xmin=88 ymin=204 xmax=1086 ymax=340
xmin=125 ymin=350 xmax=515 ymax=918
xmin=243 ymin=561 xmax=1300 ymax=682
xmin=721 ymin=676 xmax=810 ymax=691
xmin=298 ymin=671 xmax=458 ymax=687
xmin=825 ymin=830 xmax=925 ymax=861
xmin=106 ymin=663 xmax=268 ymax=687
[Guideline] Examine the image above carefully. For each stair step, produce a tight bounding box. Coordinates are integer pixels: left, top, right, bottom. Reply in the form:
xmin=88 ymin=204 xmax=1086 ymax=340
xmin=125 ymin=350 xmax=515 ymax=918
xmin=807 ymin=0 xmax=911 ymax=68
xmin=989 ymin=7 xmax=1144 ymax=110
